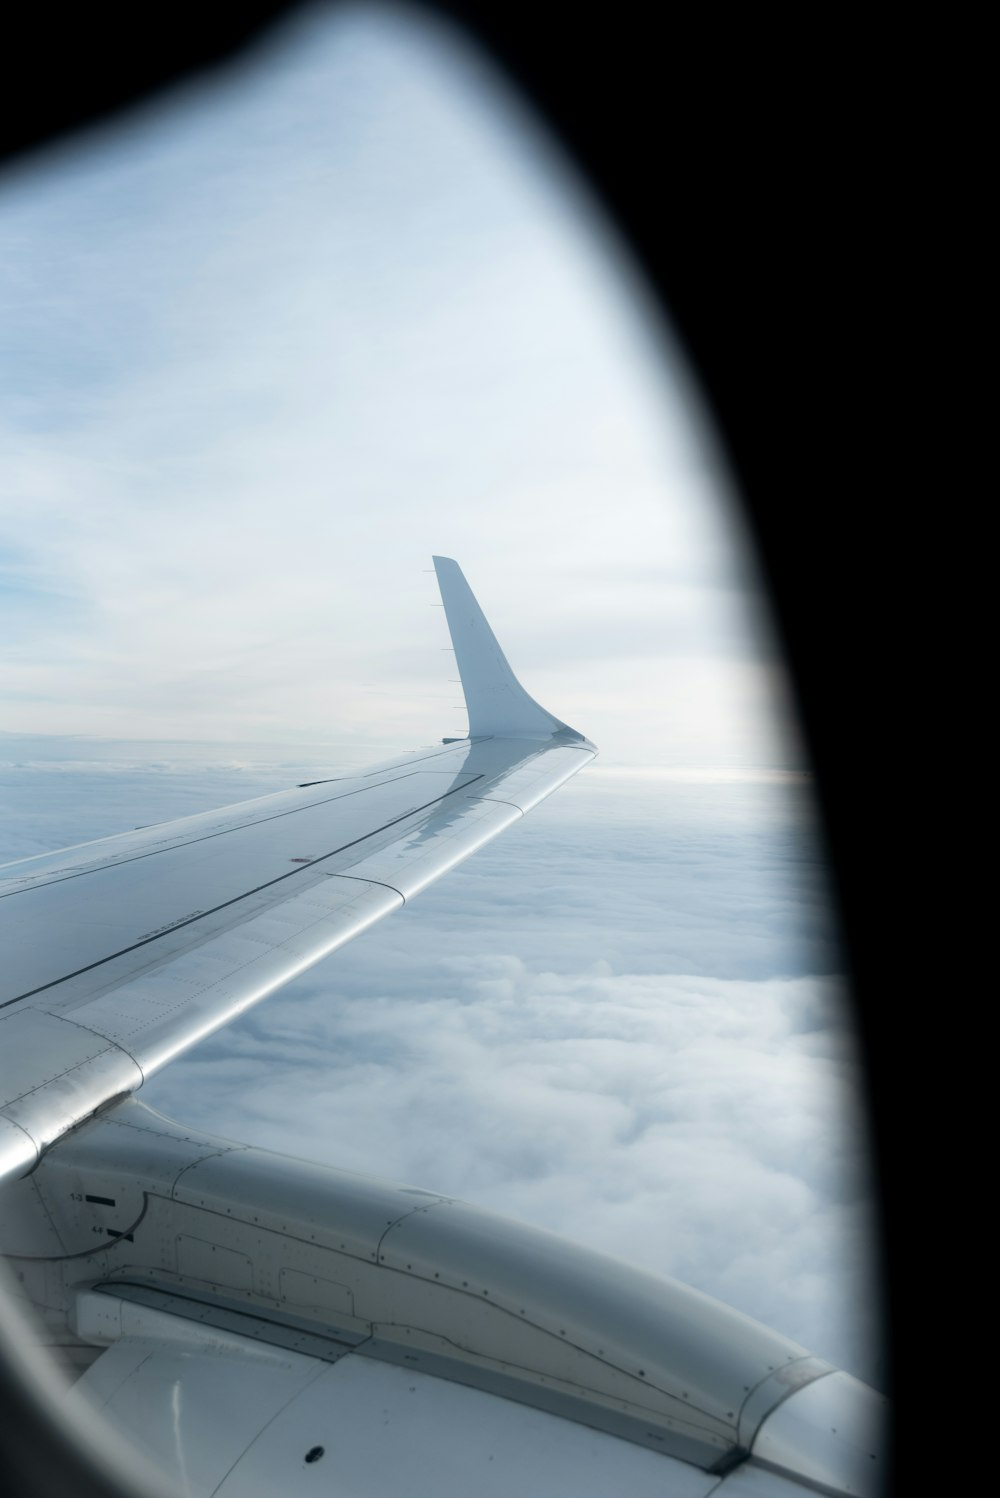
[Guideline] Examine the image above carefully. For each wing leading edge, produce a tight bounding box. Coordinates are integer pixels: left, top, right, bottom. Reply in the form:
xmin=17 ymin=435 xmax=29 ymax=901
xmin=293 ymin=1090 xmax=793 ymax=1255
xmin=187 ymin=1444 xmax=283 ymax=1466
xmin=0 ymin=560 xmax=596 ymax=1180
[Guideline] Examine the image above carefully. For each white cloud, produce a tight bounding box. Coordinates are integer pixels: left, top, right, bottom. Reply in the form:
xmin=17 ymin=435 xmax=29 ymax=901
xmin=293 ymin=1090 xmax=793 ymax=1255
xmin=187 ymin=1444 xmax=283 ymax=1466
xmin=142 ymin=947 xmax=875 ymax=1383
xmin=0 ymin=750 xmax=878 ymax=1386
xmin=0 ymin=738 xmax=879 ymax=1387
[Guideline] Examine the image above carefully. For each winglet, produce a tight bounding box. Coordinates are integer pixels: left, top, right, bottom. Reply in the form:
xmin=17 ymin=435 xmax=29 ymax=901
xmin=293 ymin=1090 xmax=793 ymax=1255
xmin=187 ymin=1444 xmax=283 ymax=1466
xmin=433 ymin=557 xmax=585 ymax=742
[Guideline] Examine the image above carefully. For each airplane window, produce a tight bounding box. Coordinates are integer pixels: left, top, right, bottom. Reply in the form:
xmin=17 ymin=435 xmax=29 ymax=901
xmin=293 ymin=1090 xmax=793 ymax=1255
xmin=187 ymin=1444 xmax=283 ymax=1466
xmin=0 ymin=4 xmax=883 ymax=1494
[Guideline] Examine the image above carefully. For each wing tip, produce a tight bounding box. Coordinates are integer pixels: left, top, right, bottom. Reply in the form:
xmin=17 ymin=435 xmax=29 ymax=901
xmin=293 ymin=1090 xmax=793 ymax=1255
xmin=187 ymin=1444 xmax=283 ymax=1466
xmin=432 ymin=554 xmax=589 ymax=745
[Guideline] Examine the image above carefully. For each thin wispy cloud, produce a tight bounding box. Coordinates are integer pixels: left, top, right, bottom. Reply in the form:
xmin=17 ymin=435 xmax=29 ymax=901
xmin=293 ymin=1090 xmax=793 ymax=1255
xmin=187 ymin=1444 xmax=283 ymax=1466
xmin=0 ymin=3 xmax=788 ymax=767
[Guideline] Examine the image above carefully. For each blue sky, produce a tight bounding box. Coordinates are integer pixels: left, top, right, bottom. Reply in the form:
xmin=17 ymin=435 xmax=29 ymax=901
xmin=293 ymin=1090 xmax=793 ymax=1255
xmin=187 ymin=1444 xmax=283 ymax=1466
xmin=0 ymin=1 xmax=879 ymax=1392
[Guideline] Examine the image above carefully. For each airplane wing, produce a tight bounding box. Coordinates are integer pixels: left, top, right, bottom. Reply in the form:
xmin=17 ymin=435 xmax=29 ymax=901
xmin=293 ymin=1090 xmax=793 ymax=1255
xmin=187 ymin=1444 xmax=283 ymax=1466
xmin=0 ymin=558 xmax=595 ymax=1182
xmin=0 ymin=560 xmax=887 ymax=1498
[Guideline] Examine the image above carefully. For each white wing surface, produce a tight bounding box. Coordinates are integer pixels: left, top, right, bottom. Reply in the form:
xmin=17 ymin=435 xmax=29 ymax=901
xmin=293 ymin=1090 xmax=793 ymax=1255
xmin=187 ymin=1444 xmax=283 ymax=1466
xmin=0 ymin=558 xmax=595 ymax=1180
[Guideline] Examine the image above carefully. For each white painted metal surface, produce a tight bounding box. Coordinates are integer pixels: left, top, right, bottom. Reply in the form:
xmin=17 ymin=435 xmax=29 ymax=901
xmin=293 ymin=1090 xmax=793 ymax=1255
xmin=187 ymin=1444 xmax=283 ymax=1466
xmin=749 ymin=1371 xmax=889 ymax=1496
xmin=2 ymin=1098 xmax=833 ymax=1473
xmin=714 ymin=1464 xmax=824 ymax=1497
xmin=433 ymin=555 xmax=581 ymax=740
xmin=71 ymin=1331 xmax=326 ymax=1496
xmin=70 ymin=1317 xmax=720 ymax=1498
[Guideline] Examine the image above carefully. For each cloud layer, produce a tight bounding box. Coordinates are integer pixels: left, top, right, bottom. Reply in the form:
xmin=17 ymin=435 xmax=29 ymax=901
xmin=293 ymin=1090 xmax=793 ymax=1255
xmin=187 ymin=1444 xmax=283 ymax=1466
xmin=1 ymin=749 xmax=880 ymax=1387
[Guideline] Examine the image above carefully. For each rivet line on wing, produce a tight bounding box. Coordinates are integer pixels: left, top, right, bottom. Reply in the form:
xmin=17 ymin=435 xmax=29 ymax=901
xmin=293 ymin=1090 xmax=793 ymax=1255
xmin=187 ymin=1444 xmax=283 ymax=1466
xmin=39 ymin=1010 xmax=148 ymax=1087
